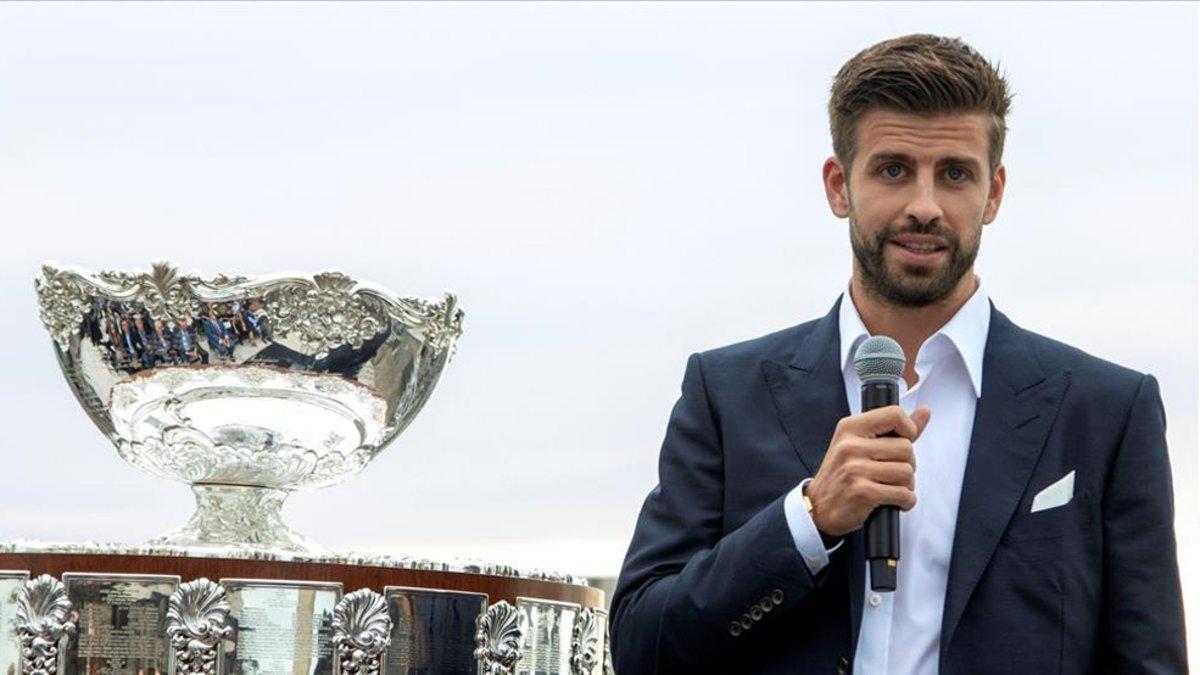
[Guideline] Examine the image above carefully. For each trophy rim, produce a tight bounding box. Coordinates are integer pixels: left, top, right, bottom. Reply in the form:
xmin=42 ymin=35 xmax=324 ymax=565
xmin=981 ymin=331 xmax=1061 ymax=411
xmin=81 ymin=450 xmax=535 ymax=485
xmin=36 ymin=259 xmax=464 ymax=353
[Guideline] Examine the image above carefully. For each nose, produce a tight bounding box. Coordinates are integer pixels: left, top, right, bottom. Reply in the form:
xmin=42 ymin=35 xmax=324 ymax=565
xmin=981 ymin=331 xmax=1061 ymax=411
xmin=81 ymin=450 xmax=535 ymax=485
xmin=905 ymin=169 xmax=945 ymax=226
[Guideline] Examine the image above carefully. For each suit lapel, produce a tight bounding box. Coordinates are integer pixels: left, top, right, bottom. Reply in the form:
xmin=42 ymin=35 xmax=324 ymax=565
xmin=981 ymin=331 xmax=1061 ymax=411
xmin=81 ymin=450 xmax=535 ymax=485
xmin=938 ymin=302 xmax=1070 ymax=669
xmin=761 ymin=295 xmax=869 ymax=647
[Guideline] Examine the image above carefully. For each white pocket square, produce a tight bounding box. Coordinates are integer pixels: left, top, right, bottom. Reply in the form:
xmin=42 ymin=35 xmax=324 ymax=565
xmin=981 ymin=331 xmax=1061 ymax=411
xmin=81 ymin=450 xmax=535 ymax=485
xmin=1031 ymin=470 xmax=1075 ymax=513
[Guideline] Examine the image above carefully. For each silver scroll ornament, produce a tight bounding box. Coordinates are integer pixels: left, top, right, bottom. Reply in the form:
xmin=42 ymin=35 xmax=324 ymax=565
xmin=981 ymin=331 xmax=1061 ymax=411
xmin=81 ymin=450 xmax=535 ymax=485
xmin=332 ymin=588 xmax=393 ymax=675
xmin=475 ymin=600 xmax=525 ymax=675
xmin=166 ymin=578 xmax=233 ymax=674
xmin=35 ymin=260 xmax=464 ymax=551
xmin=570 ymin=608 xmax=602 ymax=675
xmin=14 ymin=574 xmax=76 ymax=675
xmin=604 ymin=635 xmax=614 ymax=675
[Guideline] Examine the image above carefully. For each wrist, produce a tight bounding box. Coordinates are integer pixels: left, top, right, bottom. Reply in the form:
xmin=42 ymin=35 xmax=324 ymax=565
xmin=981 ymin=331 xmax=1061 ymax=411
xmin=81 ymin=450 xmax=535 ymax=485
xmin=802 ymin=479 xmax=841 ymax=546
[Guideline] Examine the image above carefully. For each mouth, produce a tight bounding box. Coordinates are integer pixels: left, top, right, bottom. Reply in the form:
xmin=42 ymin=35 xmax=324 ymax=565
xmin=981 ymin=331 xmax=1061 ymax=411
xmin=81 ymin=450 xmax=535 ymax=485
xmin=889 ymin=240 xmax=948 ymax=264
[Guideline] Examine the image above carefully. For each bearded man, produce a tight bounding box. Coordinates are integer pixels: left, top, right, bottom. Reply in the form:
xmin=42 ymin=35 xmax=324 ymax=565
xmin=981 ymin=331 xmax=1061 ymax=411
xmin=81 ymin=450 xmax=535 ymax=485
xmin=610 ymin=33 xmax=1187 ymax=675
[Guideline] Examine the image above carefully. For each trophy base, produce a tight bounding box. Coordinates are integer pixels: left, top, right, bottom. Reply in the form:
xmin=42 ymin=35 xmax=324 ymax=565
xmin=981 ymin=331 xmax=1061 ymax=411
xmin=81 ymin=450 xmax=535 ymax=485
xmin=147 ymin=483 xmax=322 ymax=552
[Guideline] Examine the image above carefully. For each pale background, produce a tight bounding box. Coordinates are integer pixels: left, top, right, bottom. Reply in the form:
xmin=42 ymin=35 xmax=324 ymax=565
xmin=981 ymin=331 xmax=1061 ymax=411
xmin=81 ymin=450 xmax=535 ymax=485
xmin=0 ymin=1 xmax=1195 ymax=664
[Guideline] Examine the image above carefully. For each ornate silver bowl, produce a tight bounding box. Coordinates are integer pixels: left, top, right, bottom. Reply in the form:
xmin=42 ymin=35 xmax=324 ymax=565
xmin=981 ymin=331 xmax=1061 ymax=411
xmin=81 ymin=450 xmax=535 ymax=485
xmin=36 ymin=261 xmax=463 ymax=552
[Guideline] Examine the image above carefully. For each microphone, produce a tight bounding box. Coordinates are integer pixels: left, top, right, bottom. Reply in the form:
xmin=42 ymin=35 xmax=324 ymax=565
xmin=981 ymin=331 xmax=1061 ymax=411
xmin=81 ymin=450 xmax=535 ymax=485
xmin=853 ymin=336 xmax=907 ymax=592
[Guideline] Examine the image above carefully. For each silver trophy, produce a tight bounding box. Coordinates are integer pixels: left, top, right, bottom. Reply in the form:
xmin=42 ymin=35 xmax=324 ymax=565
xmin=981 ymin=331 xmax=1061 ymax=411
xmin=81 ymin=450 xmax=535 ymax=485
xmin=35 ymin=261 xmax=463 ymax=552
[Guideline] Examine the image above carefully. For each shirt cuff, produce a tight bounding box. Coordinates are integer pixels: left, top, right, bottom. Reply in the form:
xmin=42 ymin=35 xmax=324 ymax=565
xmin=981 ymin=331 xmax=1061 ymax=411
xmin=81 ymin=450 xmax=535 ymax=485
xmin=784 ymin=477 xmax=846 ymax=576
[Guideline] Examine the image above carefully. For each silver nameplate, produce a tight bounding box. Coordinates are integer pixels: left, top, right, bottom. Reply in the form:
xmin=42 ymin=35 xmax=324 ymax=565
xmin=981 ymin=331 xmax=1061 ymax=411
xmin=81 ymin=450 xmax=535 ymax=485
xmin=61 ymin=572 xmax=180 ymax=675
xmin=0 ymin=571 xmax=29 ymax=675
xmin=515 ymin=598 xmax=580 ymax=675
xmin=383 ymin=586 xmax=487 ymax=675
xmin=220 ymin=578 xmax=342 ymax=675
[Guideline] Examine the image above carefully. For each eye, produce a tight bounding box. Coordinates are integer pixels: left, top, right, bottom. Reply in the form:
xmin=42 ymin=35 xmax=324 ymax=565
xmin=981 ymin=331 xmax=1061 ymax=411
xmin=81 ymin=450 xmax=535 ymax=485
xmin=946 ymin=167 xmax=970 ymax=182
xmin=881 ymin=164 xmax=904 ymax=179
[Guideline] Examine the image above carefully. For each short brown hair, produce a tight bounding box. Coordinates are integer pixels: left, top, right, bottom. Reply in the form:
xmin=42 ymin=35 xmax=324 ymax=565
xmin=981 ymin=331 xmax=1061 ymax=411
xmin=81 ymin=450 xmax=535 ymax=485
xmin=828 ymin=34 xmax=1013 ymax=179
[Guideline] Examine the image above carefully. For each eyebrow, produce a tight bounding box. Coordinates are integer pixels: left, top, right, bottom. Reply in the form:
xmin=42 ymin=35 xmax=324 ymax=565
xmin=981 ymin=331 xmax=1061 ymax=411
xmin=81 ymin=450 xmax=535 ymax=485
xmin=866 ymin=151 xmax=983 ymax=174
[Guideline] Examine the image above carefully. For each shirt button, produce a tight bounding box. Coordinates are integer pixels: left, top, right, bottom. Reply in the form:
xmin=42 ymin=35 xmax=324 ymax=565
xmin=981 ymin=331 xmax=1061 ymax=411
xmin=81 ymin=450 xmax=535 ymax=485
xmin=868 ymin=593 xmax=882 ymax=608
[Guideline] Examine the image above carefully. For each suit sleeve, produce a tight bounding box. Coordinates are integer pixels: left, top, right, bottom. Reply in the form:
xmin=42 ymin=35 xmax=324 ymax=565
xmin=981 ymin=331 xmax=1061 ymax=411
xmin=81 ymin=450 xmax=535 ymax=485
xmin=609 ymin=353 xmax=839 ymax=673
xmin=1096 ymin=373 xmax=1188 ymax=673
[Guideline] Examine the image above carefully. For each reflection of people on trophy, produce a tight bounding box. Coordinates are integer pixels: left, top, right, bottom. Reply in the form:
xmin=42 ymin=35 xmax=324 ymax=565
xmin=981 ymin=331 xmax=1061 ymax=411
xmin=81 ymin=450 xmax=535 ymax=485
xmin=229 ymin=300 xmax=250 ymax=341
xmin=84 ymin=297 xmax=277 ymax=370
xmin=201 ymin=305 xmax=235 ymax=360
xmin=149 ymin=319 xmax=173 ymax=365
xmin=119 ymin=317 xmax=140 ymax=368
xmin=244 ymin=298 xmax=270 ymax=342
xmin=133 ymin=316 xmax=157 ymax=370
xmin=172 ymin=317 xmax=205 ymax=365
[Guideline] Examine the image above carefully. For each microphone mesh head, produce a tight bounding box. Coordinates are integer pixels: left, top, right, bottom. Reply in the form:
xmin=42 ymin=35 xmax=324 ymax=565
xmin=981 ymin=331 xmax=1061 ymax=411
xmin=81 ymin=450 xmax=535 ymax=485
xmin=853 ymin=335 xmax=906 ymax=383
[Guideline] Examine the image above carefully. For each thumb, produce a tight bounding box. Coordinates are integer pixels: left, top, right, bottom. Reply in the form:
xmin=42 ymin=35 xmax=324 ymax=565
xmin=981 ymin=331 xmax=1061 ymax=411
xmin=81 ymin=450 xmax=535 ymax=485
xmin=911 ymin=405 xmax=933 ymax=439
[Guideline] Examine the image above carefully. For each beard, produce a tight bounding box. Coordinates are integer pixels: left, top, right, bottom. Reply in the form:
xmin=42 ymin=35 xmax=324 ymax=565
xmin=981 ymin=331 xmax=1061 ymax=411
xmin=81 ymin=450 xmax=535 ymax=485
xmin=848 ymin=206 xmax=980 ymax=308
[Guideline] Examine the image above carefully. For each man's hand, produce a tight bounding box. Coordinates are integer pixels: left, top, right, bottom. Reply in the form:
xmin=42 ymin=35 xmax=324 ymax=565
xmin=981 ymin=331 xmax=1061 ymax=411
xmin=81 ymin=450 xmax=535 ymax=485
xmin=805 ymin=405 xmax=932 ymax=538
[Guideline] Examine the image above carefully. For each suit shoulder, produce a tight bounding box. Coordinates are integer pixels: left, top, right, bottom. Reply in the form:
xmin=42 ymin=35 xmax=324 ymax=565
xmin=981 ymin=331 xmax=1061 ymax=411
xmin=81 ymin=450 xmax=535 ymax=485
xmin=1021 ymin=327 xmax=1147 ymax=392
xmin=693 ymin=318 xmax=819 ymax=372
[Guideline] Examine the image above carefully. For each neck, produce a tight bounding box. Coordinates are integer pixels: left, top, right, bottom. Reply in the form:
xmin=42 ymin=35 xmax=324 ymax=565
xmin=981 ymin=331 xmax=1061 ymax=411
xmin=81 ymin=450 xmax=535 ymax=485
xmin=849 ymin=271 xmax=979 ymax=388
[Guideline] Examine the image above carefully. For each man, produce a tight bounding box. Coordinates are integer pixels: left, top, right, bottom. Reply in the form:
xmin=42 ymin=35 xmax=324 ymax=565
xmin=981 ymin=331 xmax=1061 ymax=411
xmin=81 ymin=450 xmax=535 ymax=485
xmin=202 ymin=305 xmax=235 ymax=360
xmin=172 ymin=317 xmax=200 ymax=364
xmin=610 ymin=34 xmax=1186 ymax=674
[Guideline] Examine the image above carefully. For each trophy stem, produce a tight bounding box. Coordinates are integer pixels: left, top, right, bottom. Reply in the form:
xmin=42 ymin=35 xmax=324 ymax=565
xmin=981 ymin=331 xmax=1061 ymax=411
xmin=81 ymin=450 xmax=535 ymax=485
xmin=148 ymin=484 xmax=322 ymax=552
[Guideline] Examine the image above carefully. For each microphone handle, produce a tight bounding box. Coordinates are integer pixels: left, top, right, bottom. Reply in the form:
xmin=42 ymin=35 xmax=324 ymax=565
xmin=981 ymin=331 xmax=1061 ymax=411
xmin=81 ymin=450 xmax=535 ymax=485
xmin=862 ymin=381 xmax=901 ymax=591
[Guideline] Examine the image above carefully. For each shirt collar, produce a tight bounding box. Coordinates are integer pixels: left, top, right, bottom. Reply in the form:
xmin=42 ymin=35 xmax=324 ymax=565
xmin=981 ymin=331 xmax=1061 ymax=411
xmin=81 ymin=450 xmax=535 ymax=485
xmin=838 ymin=275 xmax=991 ymax=399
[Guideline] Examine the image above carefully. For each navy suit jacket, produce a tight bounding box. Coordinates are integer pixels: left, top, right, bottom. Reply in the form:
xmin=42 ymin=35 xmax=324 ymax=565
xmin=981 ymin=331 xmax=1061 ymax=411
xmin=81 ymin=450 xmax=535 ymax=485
xmin=610 ymin=296 xmax=1187 ymax=674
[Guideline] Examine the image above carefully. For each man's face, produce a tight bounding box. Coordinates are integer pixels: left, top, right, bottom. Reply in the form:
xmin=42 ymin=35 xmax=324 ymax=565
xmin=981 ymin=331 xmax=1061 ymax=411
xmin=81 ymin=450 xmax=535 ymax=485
xmin=823 ymin=110 xmax=1006 ymax=307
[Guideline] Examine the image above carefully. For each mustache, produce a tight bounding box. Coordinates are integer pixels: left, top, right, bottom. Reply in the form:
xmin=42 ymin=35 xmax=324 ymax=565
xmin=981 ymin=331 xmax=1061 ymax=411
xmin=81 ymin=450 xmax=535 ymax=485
xmin=876 ymin=224 xmax=957 ymax=244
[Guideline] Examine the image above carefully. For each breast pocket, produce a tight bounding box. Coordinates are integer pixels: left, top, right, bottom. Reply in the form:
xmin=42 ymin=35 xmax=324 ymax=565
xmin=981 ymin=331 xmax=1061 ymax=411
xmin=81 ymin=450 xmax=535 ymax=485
xmin=1002 ymin=488 xmax=1094 ymax=543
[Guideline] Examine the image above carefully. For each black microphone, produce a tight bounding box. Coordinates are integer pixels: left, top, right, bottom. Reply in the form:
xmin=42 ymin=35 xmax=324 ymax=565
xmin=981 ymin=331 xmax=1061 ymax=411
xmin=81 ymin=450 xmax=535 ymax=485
xmin=853 ymin=336 xmax=906 ymax=592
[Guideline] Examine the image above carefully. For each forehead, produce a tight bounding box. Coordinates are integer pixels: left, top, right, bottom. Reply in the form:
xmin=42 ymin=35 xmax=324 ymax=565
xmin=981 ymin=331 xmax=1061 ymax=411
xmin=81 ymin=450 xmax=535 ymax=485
xmin=855 ymin=110 xmax=989 ymax=166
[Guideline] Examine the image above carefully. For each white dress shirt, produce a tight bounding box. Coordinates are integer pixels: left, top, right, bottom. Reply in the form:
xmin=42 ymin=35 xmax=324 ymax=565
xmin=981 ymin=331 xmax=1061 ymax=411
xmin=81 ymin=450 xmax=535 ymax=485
xmin=783 ymin=275 xmax=991 ymax=675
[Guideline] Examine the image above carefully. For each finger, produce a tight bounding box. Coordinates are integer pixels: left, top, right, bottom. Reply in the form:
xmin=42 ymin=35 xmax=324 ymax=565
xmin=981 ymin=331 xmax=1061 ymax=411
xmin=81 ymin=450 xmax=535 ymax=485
xmin=911 ymin=405 xmax=933 ymax=440
xmin=860 ymin=460 xmax=916 ymax=489
xmin=867 ymin=483 xmax=918 ymax=511
xmin=859 ymin=405 xmax=918 ymax=441
xmin=851 ymin=436 xmax=916 ymax=469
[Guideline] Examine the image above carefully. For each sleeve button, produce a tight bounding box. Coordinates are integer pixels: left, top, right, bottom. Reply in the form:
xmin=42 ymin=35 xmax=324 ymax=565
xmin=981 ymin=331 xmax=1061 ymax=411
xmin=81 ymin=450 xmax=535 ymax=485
xmin=729 ymin=621 xmax=743 ymax=637
xmin=749 ymin=606 xmax=764 ymax=621
xmin=759 ymin=598 xmax=774 ymax=612
xmin=770 ymin=589 xmax=785 ymax=605
xmin=740 ymin=614 xmax=753 ymax=630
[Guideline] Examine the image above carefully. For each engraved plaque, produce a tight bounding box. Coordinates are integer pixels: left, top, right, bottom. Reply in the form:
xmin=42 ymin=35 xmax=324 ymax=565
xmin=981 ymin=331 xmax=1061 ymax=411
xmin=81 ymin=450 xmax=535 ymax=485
xmin=515 ymin=598 xmax=580 ymax=675
xmin=382 ymin=587 xmax=486 ymax=675
xmin=0 ymin=571 xmax=29 ymax=675
xmin=220 ymin=579 xmax=342 ymax=675
xmin=61 ymin=572 xmax=179 ymax=675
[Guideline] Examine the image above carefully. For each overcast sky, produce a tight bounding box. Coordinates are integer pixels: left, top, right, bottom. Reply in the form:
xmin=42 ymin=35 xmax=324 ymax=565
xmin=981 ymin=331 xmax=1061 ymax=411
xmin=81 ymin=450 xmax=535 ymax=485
xmin=0 ymin=0 xmax=1195 ymax=655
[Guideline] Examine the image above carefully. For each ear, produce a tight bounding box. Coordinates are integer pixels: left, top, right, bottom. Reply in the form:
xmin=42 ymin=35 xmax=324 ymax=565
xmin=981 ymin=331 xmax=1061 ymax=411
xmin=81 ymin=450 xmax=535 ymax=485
xmin=982 ymin=163 xmax=1006 ymax=225
xmin=823 ymin=156 xmax=851 ymax=218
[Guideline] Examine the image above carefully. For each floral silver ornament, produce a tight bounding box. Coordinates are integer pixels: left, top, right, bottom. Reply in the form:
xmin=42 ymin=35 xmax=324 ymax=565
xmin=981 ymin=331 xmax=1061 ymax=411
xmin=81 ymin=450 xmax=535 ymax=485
xmin=475 ymin=600 xmax=524 ymax=675
xmin=15 ymin=574 xmax=76 ymax=675
xmin=332 ymin=588 xmax=393 ymax=675
xmin=570 ymin=608 xmax=602 ymax=675
xmin=166 ymin=578 xmax=233 ymax=674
